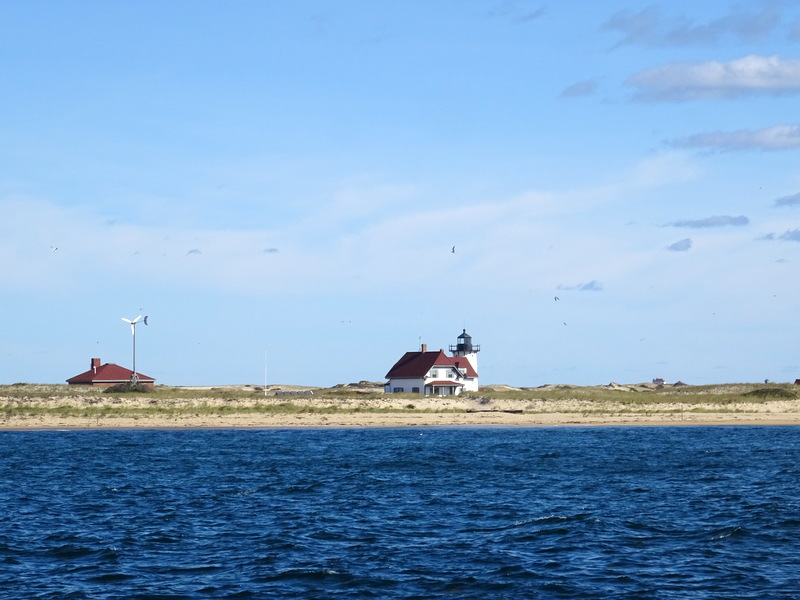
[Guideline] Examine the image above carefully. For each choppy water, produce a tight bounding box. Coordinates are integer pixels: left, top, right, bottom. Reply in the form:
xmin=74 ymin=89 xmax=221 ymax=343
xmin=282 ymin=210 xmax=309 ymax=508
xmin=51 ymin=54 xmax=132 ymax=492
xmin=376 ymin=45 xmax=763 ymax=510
xmin=1 ymin=426 xmax=799 ymax=599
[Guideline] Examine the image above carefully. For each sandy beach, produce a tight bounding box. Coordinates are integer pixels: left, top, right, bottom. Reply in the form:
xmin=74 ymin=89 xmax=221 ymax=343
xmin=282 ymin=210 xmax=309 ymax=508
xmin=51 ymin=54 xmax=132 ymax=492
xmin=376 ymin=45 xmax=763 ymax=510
xmin=3 ymin=384 xmax=800 ymax=429
xmin=4 ymin=410 xmax=799 ymax=430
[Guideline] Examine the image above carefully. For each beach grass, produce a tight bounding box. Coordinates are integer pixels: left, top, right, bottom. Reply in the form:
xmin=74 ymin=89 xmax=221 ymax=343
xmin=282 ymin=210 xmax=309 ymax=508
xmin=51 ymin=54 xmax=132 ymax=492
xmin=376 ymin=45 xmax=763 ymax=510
xmin=1 ymin=382 xmax=797 ymax=422
xmin=489 ymin=383 xmax=796 ymax=402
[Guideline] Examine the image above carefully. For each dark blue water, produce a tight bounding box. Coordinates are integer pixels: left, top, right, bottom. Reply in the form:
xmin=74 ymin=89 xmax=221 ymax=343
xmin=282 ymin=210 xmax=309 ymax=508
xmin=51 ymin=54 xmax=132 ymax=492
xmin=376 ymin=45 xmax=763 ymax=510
xmin=1 ymin=427 xmax=799 ymax=599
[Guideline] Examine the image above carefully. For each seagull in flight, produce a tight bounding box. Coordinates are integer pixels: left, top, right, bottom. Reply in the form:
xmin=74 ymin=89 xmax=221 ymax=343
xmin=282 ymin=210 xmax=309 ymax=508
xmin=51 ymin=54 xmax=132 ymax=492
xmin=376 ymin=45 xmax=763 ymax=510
xmin=451 ymin=246 xmax=456 ymax=253
xmin=50 ymin=246 xmax=58 ymax=252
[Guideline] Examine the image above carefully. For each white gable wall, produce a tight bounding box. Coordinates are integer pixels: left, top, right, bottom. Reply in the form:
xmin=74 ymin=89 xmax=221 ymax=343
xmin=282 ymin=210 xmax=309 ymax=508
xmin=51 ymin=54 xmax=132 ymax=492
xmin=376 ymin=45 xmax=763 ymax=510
xmin=384 ymin=377 xmax=426 ymax=394
xmin=451 ymin=353 xmax=479 ymax=391
xmin=386 ymin=363 xmax=476 ymax=395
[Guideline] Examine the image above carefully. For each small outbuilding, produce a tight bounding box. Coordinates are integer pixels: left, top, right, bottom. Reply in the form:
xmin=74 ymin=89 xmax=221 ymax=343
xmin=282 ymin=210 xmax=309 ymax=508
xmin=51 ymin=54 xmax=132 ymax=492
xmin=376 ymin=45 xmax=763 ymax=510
xmin=67 ymin=358 xmax=155 ymax=388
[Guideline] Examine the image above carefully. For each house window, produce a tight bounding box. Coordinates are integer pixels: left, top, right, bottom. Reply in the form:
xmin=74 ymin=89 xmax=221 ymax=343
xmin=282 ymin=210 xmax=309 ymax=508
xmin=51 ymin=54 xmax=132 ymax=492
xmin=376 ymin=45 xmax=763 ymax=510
xmin=393 ymin=387 xmax=404 ymax=393
xmin=447 ymin=371 xmax=455 ymax=379
xmin=412 ymin=387 xmax=420 ymax=393
xmin=430 ymin=369 xmax=439 ymax=378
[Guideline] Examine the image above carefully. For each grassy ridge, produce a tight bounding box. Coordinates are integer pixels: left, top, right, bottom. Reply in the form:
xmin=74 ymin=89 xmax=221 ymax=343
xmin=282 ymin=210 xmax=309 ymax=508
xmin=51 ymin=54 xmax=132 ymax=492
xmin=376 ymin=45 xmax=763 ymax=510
xmin=0 ymin=382 xmax=797 ymax=419
xmin=0 ymin=403 xmax=463 ymax=419
xmin=463 ymin=384 xmax=798 ymax=405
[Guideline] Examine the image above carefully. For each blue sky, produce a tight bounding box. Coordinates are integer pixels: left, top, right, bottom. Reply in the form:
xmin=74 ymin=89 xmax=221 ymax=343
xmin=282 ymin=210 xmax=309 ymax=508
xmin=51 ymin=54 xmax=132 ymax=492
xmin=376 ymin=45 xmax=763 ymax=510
xmin=3 ymin=0 xmax=800 ymax=387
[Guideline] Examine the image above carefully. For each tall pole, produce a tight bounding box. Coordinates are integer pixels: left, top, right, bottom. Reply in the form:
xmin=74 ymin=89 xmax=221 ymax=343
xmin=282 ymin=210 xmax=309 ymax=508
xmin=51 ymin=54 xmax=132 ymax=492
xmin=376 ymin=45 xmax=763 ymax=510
xmin=132 ymin=323 xmax=137 ymax=382
xmin=122 ymin=316 xmax=141 ymax=385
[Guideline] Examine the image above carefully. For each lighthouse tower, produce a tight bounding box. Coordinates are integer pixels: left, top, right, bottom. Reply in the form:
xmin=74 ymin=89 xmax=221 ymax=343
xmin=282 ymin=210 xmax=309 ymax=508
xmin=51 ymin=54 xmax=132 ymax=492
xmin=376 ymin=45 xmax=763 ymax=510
xmin=449 ymin=329 xmax=480 ymax=374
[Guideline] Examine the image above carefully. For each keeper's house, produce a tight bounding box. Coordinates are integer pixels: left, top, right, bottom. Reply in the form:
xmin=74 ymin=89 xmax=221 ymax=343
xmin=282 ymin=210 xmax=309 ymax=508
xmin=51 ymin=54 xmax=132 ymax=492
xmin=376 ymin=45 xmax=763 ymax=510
xmin=67 ymin=358 xmax=155 ymax=388
xmin=384 ymin=330 xmax=479 ymax=396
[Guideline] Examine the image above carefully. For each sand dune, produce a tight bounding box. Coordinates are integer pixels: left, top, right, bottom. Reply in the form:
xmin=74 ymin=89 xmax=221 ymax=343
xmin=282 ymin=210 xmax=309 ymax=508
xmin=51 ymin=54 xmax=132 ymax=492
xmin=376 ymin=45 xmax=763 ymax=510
xmin=2 ymin=383 xmax=800 ymax=429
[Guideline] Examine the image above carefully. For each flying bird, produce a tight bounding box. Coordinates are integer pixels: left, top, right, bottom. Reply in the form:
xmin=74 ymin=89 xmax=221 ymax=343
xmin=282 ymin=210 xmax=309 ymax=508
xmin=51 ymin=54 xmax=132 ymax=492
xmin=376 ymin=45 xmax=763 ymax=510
xmin=451 ymin=246 xmax=456 ymax=253
xmin=50 ymin=246 xmax=58 ymax=252
xmin=554 ymin=296 xmax=559 ymax=301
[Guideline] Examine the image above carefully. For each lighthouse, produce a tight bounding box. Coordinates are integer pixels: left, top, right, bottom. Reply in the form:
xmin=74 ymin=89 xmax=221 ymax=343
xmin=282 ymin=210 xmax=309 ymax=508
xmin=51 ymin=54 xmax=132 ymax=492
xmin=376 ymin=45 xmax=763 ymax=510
xmin=449 ymin=329 xmax=480 ymax=375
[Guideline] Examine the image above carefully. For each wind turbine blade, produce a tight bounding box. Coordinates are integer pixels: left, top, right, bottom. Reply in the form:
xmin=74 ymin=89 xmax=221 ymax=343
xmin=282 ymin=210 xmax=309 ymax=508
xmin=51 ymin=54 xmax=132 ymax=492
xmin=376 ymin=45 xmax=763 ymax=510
xmin=122 ymin=318 xmax=132 ymax=324
xmin=132 ymin=315 xmax=142 ymax=324
xmin=131 ymin=324 xmax=135 ymax=335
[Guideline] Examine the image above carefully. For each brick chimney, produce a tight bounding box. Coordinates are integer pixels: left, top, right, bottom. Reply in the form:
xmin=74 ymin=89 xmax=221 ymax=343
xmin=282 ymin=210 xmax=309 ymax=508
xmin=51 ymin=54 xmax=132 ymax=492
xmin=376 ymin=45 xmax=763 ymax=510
xmin=421 ymin=344 xmax=427 ymax=352
xmin=91 ymin=358 xmax=101 ymax=373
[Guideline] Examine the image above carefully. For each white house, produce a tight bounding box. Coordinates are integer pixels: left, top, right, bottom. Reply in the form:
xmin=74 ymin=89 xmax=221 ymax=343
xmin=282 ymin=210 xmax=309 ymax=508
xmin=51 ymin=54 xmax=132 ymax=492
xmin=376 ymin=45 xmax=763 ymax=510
xmin=384 ymin=330 xmax=480 ymax=396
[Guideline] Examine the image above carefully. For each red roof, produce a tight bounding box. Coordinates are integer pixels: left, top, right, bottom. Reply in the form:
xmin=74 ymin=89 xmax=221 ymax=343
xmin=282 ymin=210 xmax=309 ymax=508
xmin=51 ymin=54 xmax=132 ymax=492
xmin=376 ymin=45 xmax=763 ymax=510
xmin=450 ymin=357 xmax=478 ymax=378
xmin=385 ymin=350 xmax=477 ymax=379
xmin=426 ymin=380 xmax=464 ymax=387
xmin=67 ymin=362 xmax=155 ymax=385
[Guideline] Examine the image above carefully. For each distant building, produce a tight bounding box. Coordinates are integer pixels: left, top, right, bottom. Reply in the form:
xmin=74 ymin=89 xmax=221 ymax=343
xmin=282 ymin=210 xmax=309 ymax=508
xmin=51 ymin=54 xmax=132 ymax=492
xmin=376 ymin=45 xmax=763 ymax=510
xmin=67 ymin=358 xmax=155 ymax=388
xmin=652 ymin=378 xmax=665 ymax=385
xmin=384 ymin=330 xmax=479 ymax=396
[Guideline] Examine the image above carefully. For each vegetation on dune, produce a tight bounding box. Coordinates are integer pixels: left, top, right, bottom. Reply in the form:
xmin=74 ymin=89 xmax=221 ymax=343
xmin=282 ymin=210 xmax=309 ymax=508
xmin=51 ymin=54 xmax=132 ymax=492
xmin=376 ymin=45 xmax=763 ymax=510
xmin=464 ymin=383 xmax=799 ymax=405
xmin=0 ymin=382 xmax=797 ymax=420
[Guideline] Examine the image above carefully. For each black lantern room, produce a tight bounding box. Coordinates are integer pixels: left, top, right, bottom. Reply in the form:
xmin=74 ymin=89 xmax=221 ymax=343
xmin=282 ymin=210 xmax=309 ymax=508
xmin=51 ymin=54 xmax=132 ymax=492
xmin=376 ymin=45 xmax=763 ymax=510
xmin=450 ymin=329 xmax=479 ymax=355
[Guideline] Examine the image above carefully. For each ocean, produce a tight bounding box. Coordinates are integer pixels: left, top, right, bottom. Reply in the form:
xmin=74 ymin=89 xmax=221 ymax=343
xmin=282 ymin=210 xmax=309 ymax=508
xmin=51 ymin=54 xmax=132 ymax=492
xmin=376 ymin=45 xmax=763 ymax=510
xmin=1 ymin=426 xmax=799 ymax=599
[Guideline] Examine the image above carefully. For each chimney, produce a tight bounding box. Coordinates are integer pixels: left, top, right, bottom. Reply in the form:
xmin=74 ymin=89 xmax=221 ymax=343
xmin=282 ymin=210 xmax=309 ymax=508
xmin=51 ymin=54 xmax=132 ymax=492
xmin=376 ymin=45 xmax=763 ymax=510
xmin=421 ymin=343 xmax=427 ymax=352
xmin=91 ymin=358 xmax=101 ymax=373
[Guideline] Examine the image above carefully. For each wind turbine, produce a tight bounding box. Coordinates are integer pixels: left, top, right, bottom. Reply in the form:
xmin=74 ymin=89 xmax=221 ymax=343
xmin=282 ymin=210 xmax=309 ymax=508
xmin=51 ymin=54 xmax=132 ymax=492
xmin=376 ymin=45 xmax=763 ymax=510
xmin=121 ymin=315 xmax=143 ymax=383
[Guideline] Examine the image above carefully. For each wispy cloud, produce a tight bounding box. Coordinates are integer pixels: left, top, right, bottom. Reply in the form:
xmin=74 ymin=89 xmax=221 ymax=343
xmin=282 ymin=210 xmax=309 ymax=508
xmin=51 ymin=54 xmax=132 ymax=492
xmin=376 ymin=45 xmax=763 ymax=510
xmin=669 ymin=125 xmax=800 ymax=151
xmin=488 ymin=1 xmax=546 ymax=24
xmin=774 ymin=192 xmax=800 ymax=207
xmin=628 ymin=55 xmax=800 ymax=102
xmin=764 ymin=228 xmax=800 ymax=241
xmin=603 ymin=4 xmax=779 ymax=47
xmin=559 ymin=79 xmax=598 ymax=98
xmin=667 ymin=238 xmax=692 ymax=251
xmin=667 ymin=215 xmax=749 ymax=228
xmin=557 ymin=280 xmax=604 ymax=292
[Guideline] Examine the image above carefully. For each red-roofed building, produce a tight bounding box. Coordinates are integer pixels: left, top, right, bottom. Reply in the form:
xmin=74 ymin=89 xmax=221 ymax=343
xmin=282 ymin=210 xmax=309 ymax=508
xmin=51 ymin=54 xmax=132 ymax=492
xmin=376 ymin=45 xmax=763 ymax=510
xmin=384 ymin=330 xmax=480 ymax=396
xmin=67 ymin=358 xmax=155 ymax=388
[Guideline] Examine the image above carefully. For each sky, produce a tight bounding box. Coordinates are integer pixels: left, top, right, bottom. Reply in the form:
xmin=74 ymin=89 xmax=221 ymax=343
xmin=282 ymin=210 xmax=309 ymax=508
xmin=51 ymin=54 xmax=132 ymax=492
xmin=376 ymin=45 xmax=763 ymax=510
xmin=2 ymin=0 xmax=800 ymax=388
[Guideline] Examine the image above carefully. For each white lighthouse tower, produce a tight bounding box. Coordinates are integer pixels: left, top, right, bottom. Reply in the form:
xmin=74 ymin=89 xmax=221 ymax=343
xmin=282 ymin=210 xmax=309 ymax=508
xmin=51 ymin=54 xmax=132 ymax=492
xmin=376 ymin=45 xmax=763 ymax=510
xmin=450 ymin=329 xmax=480 ymax=375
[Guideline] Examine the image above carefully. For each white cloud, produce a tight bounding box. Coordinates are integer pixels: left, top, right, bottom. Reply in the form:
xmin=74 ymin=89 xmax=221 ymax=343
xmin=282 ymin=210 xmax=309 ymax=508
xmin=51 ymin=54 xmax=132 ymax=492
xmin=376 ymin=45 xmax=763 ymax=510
xmin=0 ymin=153 xmax=722 ymax=312
xmin=629 ymin=55 xmax=800 ymax=101
xmin=670 ymin=125 xmax=800 ymax=151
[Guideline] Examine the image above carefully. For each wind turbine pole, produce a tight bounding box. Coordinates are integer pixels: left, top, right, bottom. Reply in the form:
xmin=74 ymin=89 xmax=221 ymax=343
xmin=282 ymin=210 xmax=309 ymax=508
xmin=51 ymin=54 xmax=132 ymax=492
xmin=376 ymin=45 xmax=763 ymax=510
xmin=122 ymin=316 xmax=143 ymax=385
xmin=132 ymin=324 xmax=137 ymax=382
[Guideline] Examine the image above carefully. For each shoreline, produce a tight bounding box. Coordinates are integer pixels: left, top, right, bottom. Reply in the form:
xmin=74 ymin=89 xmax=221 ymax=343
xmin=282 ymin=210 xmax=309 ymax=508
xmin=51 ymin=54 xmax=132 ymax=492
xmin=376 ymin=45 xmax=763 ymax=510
xmin=4 ymin=410 xmax=800 ymax=430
